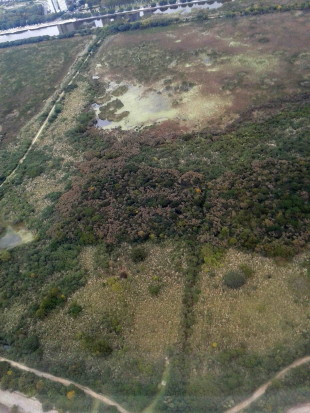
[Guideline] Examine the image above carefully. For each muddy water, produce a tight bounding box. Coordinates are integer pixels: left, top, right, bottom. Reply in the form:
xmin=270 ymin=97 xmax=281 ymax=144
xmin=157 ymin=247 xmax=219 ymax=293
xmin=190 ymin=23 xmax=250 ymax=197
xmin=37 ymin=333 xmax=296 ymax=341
xmin=0 ymin=226 xmax=34 ymax=249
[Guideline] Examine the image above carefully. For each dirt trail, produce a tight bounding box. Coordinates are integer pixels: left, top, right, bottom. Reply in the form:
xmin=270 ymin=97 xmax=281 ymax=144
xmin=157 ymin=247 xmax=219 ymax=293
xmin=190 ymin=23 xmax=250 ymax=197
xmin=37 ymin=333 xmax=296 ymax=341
xmin=225 ymin=356 xmax=310 ymax=413
xmin=0 ymin=357 xmax=130 ymax=413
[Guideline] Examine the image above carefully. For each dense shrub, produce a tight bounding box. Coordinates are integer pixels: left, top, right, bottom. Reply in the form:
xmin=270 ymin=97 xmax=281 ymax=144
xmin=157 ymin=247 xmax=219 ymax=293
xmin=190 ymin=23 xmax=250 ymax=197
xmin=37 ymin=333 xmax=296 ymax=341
xmin=148 ymin=283 xmax=162 ymax=296
xmin=131 ymin=247 xmax=148 ymax=263
xmin=0 ymin=250 xmax=11 ymax=263
xmin=223 ymin=270 xmax=247 ymax=289
xmin=68 ymin=302 xmax=83 ymax=317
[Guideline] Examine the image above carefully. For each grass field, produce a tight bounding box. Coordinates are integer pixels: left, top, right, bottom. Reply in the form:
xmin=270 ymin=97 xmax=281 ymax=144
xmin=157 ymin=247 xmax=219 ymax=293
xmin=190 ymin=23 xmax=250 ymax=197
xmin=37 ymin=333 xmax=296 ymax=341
xmin=191 ymin=250 xmax=310 ymax=353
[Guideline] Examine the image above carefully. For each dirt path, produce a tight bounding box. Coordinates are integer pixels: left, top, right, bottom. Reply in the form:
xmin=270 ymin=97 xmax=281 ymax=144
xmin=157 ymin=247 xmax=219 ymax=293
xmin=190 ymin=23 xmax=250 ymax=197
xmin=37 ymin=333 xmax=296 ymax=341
xmin=225 ymin=356 xmax=310 ymax=413
xmin=0 ymin=357 xmax=130 ymax=413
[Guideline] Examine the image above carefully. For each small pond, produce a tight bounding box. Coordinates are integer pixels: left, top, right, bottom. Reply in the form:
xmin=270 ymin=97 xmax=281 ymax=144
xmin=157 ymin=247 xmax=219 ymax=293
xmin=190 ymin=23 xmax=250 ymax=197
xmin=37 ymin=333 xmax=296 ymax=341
xmin=0 ymin=226 xmax=34 ymax=250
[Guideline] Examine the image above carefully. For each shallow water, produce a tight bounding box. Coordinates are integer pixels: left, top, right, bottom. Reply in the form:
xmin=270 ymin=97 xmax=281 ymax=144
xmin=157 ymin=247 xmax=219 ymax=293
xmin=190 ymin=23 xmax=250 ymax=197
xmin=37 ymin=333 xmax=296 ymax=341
xmin=0 ymin=231 xmax=21 ymax=249
xmin=97 ymin=118 xmax=112 ymax=127
xmin=92 ymin=103 xmax=114 ymax=128
xmin=0 ymin=226 xmax=34 ymax=249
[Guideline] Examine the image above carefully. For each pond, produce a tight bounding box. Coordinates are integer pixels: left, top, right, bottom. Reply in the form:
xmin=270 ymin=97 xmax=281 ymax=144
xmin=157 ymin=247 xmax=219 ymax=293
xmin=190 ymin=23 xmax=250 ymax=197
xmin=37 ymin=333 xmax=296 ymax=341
xmin=91 ymin=103 xmax=114 ymax=128
xmin=0 ymin=226 xmax=34 ymax=249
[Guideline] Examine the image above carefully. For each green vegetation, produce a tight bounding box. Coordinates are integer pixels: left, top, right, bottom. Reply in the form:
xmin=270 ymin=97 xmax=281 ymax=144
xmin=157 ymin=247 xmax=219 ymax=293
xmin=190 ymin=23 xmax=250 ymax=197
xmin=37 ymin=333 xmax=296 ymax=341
xmin=0 ymin=7 xmax=309 ymax=413
xmin=56 ymin=103 xmax=310 ymax=257
xmin=0 ymin=36 xmax=89 ymax=181
xmin=223 ymin=270 xmax=247 ymax=289
xmin=68 ymin=302 xmax=83 ymax=317
xmin=0 ymin=361 xmax=95 ymax=412
xmin=246 ymin=363 xmax=310 ymax=413
xmin=0 ymin=4 xmax=63 ymax=31
xmin=131 ymin=247 xmax=148 ymax=263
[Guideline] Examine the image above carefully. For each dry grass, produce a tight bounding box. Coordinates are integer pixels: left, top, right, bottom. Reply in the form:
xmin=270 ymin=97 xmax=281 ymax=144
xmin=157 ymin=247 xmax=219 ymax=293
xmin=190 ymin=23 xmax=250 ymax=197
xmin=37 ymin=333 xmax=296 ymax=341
xmin=191 ymin=249 xmax=310 ymax=354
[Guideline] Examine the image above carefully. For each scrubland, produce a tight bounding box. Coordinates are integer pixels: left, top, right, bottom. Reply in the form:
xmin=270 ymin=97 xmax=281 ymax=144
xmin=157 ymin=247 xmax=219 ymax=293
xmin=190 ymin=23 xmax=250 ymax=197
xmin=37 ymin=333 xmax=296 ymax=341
xmin=0 ymin=8 xmax=309 ymax=413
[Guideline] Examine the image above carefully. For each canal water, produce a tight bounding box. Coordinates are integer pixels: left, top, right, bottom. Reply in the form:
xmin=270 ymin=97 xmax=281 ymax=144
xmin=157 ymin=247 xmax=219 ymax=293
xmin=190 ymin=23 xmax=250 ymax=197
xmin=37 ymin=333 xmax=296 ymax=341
xmin=0 ymin=0 xmax=225 ymax=44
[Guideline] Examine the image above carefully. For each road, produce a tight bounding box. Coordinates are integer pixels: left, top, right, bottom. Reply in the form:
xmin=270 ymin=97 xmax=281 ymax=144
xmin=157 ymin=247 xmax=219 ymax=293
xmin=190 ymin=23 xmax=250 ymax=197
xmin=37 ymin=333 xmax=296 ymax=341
xmin=225 ymin=356 xmax=310 ymax=413
xmin=0 ymin=357 xmax=130 ymax=413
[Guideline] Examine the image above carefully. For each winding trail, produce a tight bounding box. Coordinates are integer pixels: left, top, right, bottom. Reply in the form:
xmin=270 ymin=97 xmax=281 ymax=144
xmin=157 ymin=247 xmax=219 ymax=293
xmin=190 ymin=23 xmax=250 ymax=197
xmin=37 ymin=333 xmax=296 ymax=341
xmin=225 ymin=356 xmax=310 ymax=413
xmin=0 ymin=357 xmax=130 ymax=413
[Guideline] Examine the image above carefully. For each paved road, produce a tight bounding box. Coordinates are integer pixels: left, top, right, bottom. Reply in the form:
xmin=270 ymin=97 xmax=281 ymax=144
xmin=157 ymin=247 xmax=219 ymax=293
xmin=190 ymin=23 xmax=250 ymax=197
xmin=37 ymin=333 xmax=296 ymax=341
xmin=225 ymin=356 xmax=310 ymax=413
xmin=0 ymin=357 xmax=130 ymax=413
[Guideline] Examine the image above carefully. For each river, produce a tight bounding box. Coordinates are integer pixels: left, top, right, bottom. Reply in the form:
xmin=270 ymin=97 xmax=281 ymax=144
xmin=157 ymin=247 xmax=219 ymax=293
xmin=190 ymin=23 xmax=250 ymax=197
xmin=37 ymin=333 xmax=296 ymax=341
xmin=0 ymin=0 xmax=226 ymax=44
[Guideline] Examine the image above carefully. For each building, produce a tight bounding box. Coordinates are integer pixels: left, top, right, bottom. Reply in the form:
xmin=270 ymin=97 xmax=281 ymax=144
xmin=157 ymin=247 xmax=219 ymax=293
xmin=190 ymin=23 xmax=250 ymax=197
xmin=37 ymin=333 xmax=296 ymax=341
xmin=46 ymin=0 xmax=68 ymax=13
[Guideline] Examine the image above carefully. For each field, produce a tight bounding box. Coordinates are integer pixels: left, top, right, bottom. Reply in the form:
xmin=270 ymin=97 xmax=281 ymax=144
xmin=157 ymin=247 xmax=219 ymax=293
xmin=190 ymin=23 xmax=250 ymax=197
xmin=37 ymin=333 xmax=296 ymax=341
xmin=0 ymin=6 xmax=309 ymax=413
xmin=91 ymin=11 xmax=310 ymax=132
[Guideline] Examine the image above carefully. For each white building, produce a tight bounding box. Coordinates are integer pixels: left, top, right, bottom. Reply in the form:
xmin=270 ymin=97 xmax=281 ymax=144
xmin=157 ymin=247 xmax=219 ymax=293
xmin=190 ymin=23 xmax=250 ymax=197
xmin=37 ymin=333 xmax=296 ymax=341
xmin=46 ymin=0 xmax=68 ymax=13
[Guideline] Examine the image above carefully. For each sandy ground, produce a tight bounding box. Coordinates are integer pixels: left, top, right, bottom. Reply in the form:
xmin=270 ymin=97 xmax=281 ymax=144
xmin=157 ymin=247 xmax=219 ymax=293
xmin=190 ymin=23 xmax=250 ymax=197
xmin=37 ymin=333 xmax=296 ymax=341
xmin=0 ymin=389 xmax=57 ymax=413
xmin=287 ymin=404 xmax=310 ymax=413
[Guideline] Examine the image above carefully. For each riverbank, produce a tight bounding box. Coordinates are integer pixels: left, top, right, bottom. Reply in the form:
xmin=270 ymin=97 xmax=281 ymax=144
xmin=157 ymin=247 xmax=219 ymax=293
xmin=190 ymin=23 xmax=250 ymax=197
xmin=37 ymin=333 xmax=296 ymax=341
xmin=0 ymin=0 xmax=224 ymax=43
